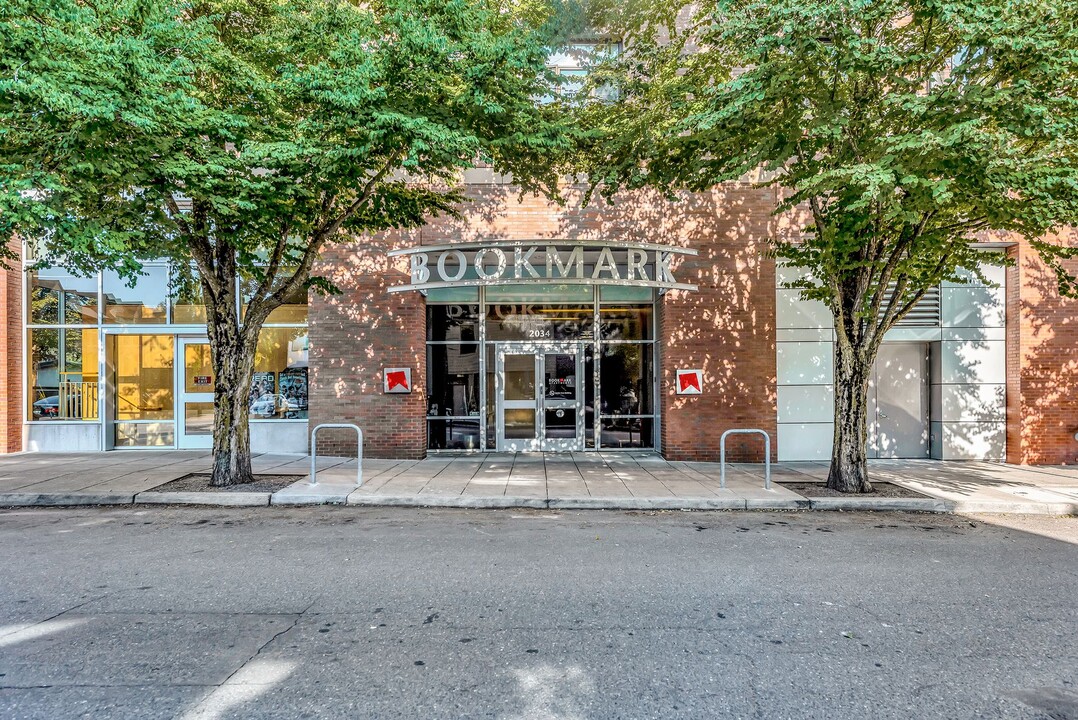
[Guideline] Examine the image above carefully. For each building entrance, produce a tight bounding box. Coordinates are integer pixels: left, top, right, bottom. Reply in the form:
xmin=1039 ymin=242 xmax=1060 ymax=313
xmin=870 ymin=343 xmax=930 ymax=458
xmin=495 ymin=344 xmax=584 ymax=451
xmin=176 ymin=337 xmax=215 ymax=450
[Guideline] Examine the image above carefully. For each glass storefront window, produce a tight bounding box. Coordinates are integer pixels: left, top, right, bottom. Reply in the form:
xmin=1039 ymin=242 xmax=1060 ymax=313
xmin=28 ymin=328 xmax=99 ymax=420
xmin=171 ymin=268 xmax=207 ymax=324
xmin=111 ymin=335 xmax=174 ymax=421
xmin=584 ymin=350 xmax=595 ymax=449
xmin=600 ymin=305 xmax=654 ymax=341
xmin=599 ymin=344 xmax=653 ymax=416
xmin=485 ymin=284 xmax=592 ymax=303
xmin=250 ymin=328 xmax=309 ymax=420
xmin=427 ymin=419 xmax=481 ymax=450
xmin=599 ymin=286 xmax=654 ymax=302
xmin=600 ymin=417 xmax=653 ymax=449
xmin=28 ymin=268 xmax=98 ymax=324
xmin=426 ymin=287 xmax=479 ymax=303
xmin=426 ymin=344 xmax=479 ymax=417
xmin=427 ymin=305 xmax=479 ymax=342
xmin=486 ymin=304 xmax=594 ymax=341
xmin=184 ymin=344 xmax=214 ymax=393
xmin=114 ymin=422 xmax=175 ymax=447
xmin=241 ymin=276 xmax=309 ymax=324
xmin=103 ymin=267 xmax=168 ymax=324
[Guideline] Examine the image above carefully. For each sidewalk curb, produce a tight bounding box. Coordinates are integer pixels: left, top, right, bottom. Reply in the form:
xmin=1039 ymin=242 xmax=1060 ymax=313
xmin=0 ymin=492 xmax=135 ymax=507
xmin=134 ymin=491 xmax=270 ymax=507
xmin=347 ymin=495 xmax=548 ymax=509
xmin=549 ymin=497 xmax=748 ymax=510
xmin=808 ymin=497 xmax=954 ymax=513
xmin=1 ymin=491 xmax=1074 ymax=515
xmin=950 ymin=500 xmax=1078 ymax=516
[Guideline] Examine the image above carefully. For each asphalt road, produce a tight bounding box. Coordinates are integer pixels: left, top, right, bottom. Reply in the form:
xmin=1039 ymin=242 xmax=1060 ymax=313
xmin=0 ymin=507 xmax=1075 ymax=720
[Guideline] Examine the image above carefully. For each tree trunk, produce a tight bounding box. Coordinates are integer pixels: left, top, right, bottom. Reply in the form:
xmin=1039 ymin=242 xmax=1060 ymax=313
xmin=205 ymin=291 xmax=258 ymax=487
xmin=826 ymin=341 xmax=875 ymax=493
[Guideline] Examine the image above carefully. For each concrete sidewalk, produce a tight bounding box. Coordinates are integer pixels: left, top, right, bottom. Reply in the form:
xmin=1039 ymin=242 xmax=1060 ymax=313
xmin=0 ymin=451 xmax=1075 ymax=514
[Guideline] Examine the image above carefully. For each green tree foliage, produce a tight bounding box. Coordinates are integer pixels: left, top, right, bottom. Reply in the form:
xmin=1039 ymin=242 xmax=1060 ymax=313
xmin=577 ymin=0 xmax=1078 ymax=491
xmin=1 ymin=0 xmax=572 ymax=484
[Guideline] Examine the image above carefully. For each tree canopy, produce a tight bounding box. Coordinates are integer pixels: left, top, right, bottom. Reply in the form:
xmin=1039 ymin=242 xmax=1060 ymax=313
xmin=580 ymin=0 xmax=1078 ymax=305
xmin=0 ymin=0 xmax=572 ymax=291
xmin=1 ymin=0 xmax=576 ymax=484
xmin=576 ymin=0 xmax=1078 ymax=490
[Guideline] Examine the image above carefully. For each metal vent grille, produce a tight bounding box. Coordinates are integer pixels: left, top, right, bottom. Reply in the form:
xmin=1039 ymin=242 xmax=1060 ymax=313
xmin=885 ymin=284 xmax=941 ymax=327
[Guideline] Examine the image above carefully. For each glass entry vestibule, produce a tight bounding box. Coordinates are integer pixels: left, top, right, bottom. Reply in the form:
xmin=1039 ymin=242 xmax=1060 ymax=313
xmin=426 ymin=284 xmax=656 ymax=452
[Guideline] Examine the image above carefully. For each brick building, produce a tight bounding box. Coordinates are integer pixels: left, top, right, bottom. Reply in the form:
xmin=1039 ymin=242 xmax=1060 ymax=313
xmin=3 ymin=177 xmax=1076 ymax=465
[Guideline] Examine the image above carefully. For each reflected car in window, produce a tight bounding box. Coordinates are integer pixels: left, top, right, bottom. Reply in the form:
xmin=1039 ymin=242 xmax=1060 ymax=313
xmin=32 ymin=396 xmax=60 ymax=419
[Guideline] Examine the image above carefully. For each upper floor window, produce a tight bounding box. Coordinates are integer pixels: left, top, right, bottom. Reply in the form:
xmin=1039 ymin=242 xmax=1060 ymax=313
xmin=545 ymin=41 xmax=620 ymax=100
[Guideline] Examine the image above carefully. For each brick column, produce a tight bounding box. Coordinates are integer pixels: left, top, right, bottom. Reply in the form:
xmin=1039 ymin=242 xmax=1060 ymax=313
xmin=658 ymin=186 xmax=778 ymax=462
xmin=1007 ymin=233 xmax=1078 ymax=465
xmin=309 ymin=235 xmax=427 ymax=459
xmin=0 ymin=240 xmax=22 ymax=453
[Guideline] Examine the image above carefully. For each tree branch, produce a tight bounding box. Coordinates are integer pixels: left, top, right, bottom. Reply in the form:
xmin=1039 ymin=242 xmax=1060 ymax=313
xmin=162 ymin=192 xmax=192 ymax=238
xmin=244 ymin=148 xmax=406 ymax=330
xmin=317 ymin=147 xmax=405 ymax=239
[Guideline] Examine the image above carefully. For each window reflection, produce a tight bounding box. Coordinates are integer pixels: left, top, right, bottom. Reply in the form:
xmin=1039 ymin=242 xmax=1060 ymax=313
xmin=428 ymin=419 xmax=481 ymax=450
xmin=426 ymin=344 xmax=479 ymax=416
xmin=250 ymin=328 xmax=309 ymax=419
xmin=28 ymin=328 xmax=98 ymax=420
xmin=599 ymin=344 xmax=652 ymax=415
xmin=103 ymin=267 xmax=168 ymax=324
xmin=171 ymin=267 xmax=207 ymax=324
xmin=427 ymin=305 xmax=479 ymax=342
xmin=486 ymin=304 xmax=593 ymax=341
xmin=28 ymin=268 xmax=98 ymax=324
xmin=110 ymin=335 xmax=174 ymax=421
xmin=240 ymin=275 xmax=309 ymax=324
xmin=600 ymin=305 xmax=653 ymax=340
xmin=600 ymin=417 xmax=653 ymax=449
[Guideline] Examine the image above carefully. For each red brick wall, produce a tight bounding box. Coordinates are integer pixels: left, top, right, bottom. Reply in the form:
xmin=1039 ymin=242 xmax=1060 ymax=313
xmin=658 ymin=187 xmax=779 ymax=462
xmin=1007 ymin=233 xmax=1078 ymax=465
xmin=0 ymin=240 xmax=22 ymax=453
xmin=309 ymin=235 xmax=427 ymax=459
xmin=310 ymin=181 xmax=780 ymax=461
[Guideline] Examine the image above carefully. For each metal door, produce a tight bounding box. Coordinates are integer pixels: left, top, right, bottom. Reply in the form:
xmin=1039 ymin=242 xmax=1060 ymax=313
xmin=871 ymin=343 xmax=930 ymax=458
xmin=176 ymin=338 xmax=215 ymax=450
xmin=540 ymin=351 xmax=583 ymax=451
xmin=497 ymin=349 xmax=540 ymax=451
xmin=496 ymin=345 xmax=584 ymax=452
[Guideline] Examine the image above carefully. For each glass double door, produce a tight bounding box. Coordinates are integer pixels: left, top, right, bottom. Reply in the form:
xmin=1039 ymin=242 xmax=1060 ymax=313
xmin=496 ymin=345 xmax=583 ymax=452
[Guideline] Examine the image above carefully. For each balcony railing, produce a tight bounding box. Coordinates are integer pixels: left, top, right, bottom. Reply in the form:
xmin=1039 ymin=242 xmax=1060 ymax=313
xmin=57 ymin=381 xmax=99 ymax=420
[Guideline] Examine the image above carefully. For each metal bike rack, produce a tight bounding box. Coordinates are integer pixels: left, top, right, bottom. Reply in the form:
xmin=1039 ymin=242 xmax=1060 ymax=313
xmin=719 ymin=429 xmax=771 ymax=490
xmin=310 ymin=423 xmax=363 ymax=486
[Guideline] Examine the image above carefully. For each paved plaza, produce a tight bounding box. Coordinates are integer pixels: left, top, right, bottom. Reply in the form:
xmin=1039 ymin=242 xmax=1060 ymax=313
xmin=0 ymin=451 xmax=1075 ymax=514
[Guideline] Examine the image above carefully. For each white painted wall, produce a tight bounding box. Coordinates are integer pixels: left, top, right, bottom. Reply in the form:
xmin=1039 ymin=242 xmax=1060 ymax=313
xmin=775 ymin=259 xmax=1007 ymax=461
xmin=251 ymin=421 xmax=309 ymax=454
xmin=775 ymin=265 xmax=834 ymax=461
xmin=930 ymin=264 xmax=1007 ymax=460
xmin=26 ymin=423 xmax=102 ymax=453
